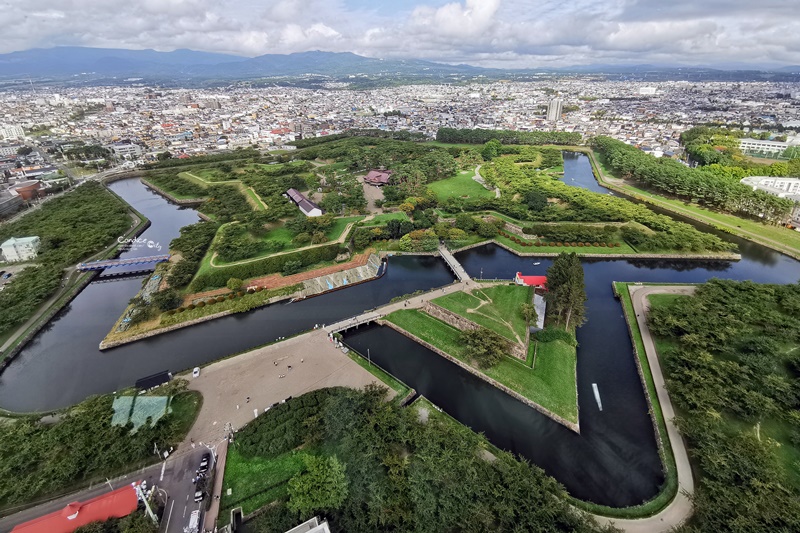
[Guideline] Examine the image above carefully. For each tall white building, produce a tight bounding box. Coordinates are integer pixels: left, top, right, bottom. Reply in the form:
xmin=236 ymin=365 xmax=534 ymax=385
xmin=1 ymin=236 xmax=41 ymax=262
xmin=546 ymin=98 xmax=563 ymax=122
xmin=0 ymin=125 xmax=24 ymax=140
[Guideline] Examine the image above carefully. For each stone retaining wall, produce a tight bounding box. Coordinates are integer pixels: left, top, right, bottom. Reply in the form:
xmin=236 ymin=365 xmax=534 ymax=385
xmin=378 ymin=320 xmax=579 ymax=434
xmin=423 ymin=302 xmax=527 ymax=360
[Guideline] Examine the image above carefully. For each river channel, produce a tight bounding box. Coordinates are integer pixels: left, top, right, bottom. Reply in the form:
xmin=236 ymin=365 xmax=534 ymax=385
xmin=1 ymin=155 xmax=798 ymax=508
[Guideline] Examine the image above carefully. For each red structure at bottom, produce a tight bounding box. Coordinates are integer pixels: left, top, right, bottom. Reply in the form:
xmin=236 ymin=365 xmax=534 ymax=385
xmin=12 ymin=484 xmax=140 ymax=533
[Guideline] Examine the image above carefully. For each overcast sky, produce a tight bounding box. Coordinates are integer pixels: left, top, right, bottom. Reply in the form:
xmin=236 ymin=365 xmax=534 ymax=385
xmin=2 ymin=0 xmax=798 ymax=67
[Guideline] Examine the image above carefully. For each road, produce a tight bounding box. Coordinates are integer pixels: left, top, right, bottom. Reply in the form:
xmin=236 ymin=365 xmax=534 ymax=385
xmin=0 ymin=446 xmax=212 ymax=533
xmin=594 ymin=284 xmax=696 ymax=533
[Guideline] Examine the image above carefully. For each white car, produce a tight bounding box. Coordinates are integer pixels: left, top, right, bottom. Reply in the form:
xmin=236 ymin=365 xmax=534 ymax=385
xmin=192 ymin=367 xmax=200 ymax=378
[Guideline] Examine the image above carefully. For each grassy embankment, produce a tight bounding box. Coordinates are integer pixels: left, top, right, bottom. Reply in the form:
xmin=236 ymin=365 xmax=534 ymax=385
xmin=219 ymin=447 xmax=307 ymax=520
xmin=432 ymin=285 xmax=531 ymax=343
xmin=385 ymin=307 xmax=578 ymax=424
xmin=589 ymin=151 xmax=800 ymax=259
xmin=573 ymin=282 xmax=679 ymax=519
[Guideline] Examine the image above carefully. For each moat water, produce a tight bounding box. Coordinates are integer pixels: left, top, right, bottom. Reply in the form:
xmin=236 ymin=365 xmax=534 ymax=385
xmin=1 ymin=155 xmax=798 ymax=507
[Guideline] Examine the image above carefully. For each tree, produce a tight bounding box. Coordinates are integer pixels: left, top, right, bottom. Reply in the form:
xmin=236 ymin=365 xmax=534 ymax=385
xmin=151 ymin=289 xmax=181 ymax=311
xmin=287 ymin=455 xmax=349 ymax=515
xmin=460 ymin=327 xmax=509 ymax=368
xmin=544 ymin=253 xmax=586 ymax=330
xmin=226 ymin=277 xmax=243 ymax=291
xmin=16 ymin=146 xmax=33 ymax=156
xmin=156 ymin=151 xmax=172 ymax=161
xmin=519 ymin=303 xmax=538 ymax=325
xmin=481 ymin=139 xmax=502 ymax=161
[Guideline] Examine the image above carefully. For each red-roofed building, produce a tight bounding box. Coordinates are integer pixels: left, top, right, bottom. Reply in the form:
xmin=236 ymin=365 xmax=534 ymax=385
xmin=514 ymin=273 xmax=547 ymax=289
xmin=12 ymin=484 xmax=140 ymax=533
xmin=363 ymin=170 xmax=393 ymax=186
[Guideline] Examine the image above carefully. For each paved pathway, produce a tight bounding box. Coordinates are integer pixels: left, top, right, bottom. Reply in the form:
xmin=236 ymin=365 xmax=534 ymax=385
xmin=594 ymin=284 xmax=695 ymax=533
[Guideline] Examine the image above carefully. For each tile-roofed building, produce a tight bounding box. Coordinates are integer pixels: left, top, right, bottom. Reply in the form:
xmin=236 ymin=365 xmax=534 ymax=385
xmin=363 ymin=169 xmax=393 ymax=186
xmin=286 ymin=188 xmax=323 ymax=217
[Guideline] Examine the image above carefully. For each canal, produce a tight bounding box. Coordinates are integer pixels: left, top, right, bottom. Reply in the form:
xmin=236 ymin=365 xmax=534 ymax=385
xmin=0 ymin=154 xmax=798 ymax=508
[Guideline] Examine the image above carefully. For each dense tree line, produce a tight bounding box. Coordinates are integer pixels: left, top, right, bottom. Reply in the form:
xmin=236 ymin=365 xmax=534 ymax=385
xmin=545 ymin=253 xmax=586 ymax=330
xmin=592 ymin=136 xmax=794 ymax=223
xmin=144 ymin=173 xmax=206 ymax=198
xmin=238 ymin=386 xmax=612 ymax=533
xmin=190 ymin=243 xmax=341 ymax=291
xmin=0 ymin=393 xmax=192 ymax=506
xmin=199 ymin=185 xmax=253 ymax=223
xmin=0 ymin=182 xmax=131 ymax=338
xmin=75 ymin=514 xmax=157 ymax=533
xmin=478 ymin=158 xmax=734 ymax=253
xmin=436 ymin=127 xmax=582 ymax=146
xmin=290 ymin=129 xmax=427 ymax=148
xmin=166 ymin=221 xmax=218 ymax=288
xmin=647 ymin=280 xmax=800 ymax=531
xmin=142 ymin=148 xmax=261 ymax=169
xmin=523 ymin=223 xmax=618 ymax=243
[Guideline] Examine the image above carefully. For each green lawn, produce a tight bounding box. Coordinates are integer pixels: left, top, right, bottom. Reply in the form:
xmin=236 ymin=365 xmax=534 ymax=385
xmin=428 ymin=170 xmax=495 ymax=202
xmin=219 ymin=448 xmax=308 ymax=520
xmin=361 ymin=212 xmax=409 ymax=226
xmin=167 ymin=391 xmax=202 ymax=437
xmin=244 ymin=188 xmax=267 ymax=211
xmin=385 ymin=309 xmax=578 ymax=423
xmin=432 ymin=285 xmax=532 ymax=344
xmin=343 ymin=347 xmax=411 ymax=397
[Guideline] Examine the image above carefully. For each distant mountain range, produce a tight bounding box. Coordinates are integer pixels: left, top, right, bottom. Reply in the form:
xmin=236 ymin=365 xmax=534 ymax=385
xmin=0 ymin=46 xmax=798 ymax=83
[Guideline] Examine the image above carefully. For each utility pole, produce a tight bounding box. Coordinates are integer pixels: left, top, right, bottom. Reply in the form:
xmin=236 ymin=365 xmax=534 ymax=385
xmin=368 ymin=348 xmax=371 ymax=367
xmin=134 ymin=482 xmax=158 ymax=524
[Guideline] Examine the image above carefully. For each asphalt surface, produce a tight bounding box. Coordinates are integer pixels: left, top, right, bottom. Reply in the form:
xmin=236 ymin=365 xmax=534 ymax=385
xmin=0 ymin=447 xmax=212 ymax=533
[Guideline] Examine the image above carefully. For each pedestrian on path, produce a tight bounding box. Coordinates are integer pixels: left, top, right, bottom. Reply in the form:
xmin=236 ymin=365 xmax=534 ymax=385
xmin=246 ymin=396 xmax=250 ymax=403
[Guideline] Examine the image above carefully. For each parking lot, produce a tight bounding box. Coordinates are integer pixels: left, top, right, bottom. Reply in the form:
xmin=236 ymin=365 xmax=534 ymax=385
xmin=0 ymin=262 xmax=36 ymax=290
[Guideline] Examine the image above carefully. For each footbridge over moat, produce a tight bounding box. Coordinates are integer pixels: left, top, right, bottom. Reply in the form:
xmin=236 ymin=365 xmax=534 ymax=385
xmin=438 ymin=244 xmax=471 ymax=281
xmin=77 ymin=254 xmax=171 ymax=271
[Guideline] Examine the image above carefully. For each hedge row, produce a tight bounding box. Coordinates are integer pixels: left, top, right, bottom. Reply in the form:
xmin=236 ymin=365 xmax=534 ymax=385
xmin=499 ymin=231 xmax=621 ymax=248
xmin=165 ymin=287 xmax=266 ymax=315
xmin=190 ymin=243 xmax=341 ymax=291
xmin=236 ymin=388 xmax=348 ymax=459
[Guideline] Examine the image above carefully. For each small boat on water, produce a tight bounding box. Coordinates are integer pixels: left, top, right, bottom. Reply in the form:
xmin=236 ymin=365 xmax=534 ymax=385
xmin=533 ymin=261 xmax=541 ymax=266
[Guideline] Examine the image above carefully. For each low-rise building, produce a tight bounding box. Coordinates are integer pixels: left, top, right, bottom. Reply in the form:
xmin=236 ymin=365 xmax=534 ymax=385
xmin=363 ymin=169 xmax=393 ymax=186
xmin=1 ymin=236 xmax=41 ymax=262
xmin=286 ymin=188 xmax=323 ymax=217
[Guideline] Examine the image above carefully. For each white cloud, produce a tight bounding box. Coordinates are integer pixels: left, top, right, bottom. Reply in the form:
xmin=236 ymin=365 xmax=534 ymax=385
xmin=0 ymin=0 xmax=796 ymax=67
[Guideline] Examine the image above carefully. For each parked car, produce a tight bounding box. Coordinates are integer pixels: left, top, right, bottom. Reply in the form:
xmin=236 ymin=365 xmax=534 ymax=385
xmin=192 ymin=367 xmax=200 ymax=378
xmin=198 ymin=453 xmax=210 ymax=473
xmin=194 ymin=490 xmax=204 ymax=502
xmin=1 ymin=272 xmax=11 ymax=279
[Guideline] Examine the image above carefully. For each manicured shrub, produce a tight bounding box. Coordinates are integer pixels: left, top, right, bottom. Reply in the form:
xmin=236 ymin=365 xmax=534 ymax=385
xmin=176 ymin=307 xmax=185 ymax=313
xmin=216 ymin=296 xmax=225 ymax=303
xmin=228 ymin=294 xmax=236 ymax=300
xmin=238 ymin=291 xmax=245 ymax=297
xmin=548 ymin=242 xmax=555 ymax=247
xmin=165 ymin=309 xmax=176 ymax=316
xmin=247 ymin=288 xmax=255 ymax=294
xmin=187 ymin=304 xmax=196 ymax=310
xmin=577 ymin=242 xmax=584 ymax=247
xmin=556 ymin=242 xmax=562 ymax=247
xmin=197 ymin=301 xmax=206 ymax=307
xmin=600 ymin=242 xmax=607 ymax=247
xmin=255 ymin=286 xmax=264 ymax=292
xmin=593 ymin=242 xmax=599 ymax=247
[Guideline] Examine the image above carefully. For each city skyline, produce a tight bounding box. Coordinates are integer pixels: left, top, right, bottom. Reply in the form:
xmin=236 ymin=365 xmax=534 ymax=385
xmin=2 ymin=0 xmax=799 ymax=69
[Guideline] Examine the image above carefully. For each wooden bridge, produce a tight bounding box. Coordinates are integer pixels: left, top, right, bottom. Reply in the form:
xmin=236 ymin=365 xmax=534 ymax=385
xmin=77 ymin=254 xmax=170 ymax=271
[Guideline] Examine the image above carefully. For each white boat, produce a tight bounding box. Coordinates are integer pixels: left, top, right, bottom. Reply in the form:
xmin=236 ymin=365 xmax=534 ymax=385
xmin=533 ymin=262 xmax=541 ymax=266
